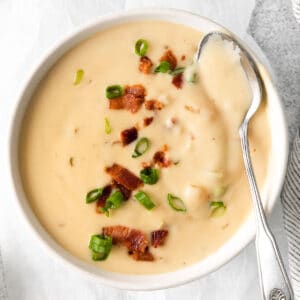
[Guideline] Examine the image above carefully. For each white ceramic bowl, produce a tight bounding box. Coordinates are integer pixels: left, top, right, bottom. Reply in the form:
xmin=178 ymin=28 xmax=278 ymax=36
xmin=8 ymin=8 xmax=288 ymax=290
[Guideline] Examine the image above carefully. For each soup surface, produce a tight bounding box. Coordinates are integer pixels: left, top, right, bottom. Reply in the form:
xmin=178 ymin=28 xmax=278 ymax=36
xmin=20 ymin=21 xmax=270 ymax=274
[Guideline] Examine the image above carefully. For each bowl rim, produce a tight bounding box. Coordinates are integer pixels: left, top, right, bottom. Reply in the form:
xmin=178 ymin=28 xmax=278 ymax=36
xmin=8 ymin=7 xmax=289 ymax=290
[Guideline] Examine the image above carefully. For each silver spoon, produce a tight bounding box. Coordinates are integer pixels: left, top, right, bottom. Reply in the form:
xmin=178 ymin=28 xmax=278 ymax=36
xmin=196 ymin=32 xmax=294 ymax=300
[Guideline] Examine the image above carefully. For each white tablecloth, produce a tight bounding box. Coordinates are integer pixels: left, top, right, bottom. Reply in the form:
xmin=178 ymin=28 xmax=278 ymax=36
xmin=0 ymin=1 xmax=290 ymax=299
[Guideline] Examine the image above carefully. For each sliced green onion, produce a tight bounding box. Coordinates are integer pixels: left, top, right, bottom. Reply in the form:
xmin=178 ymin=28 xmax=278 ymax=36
xmin=104 ymin=117 xmax=112 ymax=134
xmin=106 ymin=85 xmax=123 ymax=99
xmin=134 ymin=191 xmax=155 ymax=210
xmin=210 ymin=201 xmax=226 ymax=217
xmin=73 ymin=69 xmax=84 ymax=85
xmin=187 ymin=72 xmax=197 ymax=83
xmin=135 ymin=39 xmax=149 ymax=56
xmin=212 ymin=185 xmax=228 ymax=198
xmin=211 ymin=206 xmax=226 ymax=217
xmin=100 ymin=191 xmax=124 ymax=216
xmin=154 ymin=61 xmax=171 ymax=73
xmin=210 ymin=201 xmax=225 ymax=208
xmin=140 ymin=167 xmax=159 ymax=185
xmin=89 ymin=234 xmax=112 ymax=261
xmin=132 ymin=137 xmax=150 ymax=158
xmin=167 ymin=193 xmax=187 ymax=212
xmin=86 ymin=188 xmax=103 ymax=204
xmin=170 ymin=67 xmax=185 ymax=76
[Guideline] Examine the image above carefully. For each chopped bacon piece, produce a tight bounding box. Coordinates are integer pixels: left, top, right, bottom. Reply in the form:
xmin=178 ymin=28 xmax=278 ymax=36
xmin=181 ymin=54 xmax=186 ymax=61
xmin=109 ymin=97 xmax=124 ymax=110
xmin=144 ymin=100 xmax=165 ymax=111
xmin=132 ymin=250 xmax=154 ymax=261
xmin=153 ymin=151 xmax=172 ymax=168
xmin=112 ymin=180 xmax=131 ymax=200
xmin=96 ymin=184 xmax=112 ymax=212
xmin=143 ymin=117 xmax=154 ymax=127
xmin=151 ymin=229 xmax=168 ymax=248
xmin=105 ymin=163 xmax=143 ymax=191
xmin=120 ymin=127 xmax=138 ymax=146
xmin=139 ymin=56 xmax=153 ymax=74
xmin=122 ymin=93 xmax=144 ymax=113
xmin=102 ymin=225 xmax=151 ymax=254
xmin=109 ymin=84 xmax=146 ymax=113
xmin=125 ymin=84 xmax=146 ymax=97
xmin=160 ymin=49 xmax=177 ymax=70
xmin=172 ymin=73 xmax=183 ymax=89
xmin=103 ymin=225 xmax=154 ymax=261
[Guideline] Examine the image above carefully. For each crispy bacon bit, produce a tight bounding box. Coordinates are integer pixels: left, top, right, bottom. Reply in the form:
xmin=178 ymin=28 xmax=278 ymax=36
xmin=109 ymin=97 xmax=124 ymax=110
xmin=105 ymin=163 xmax=143 ymax=191
xmin=125 ymin=84 xmax=146 ymax=97
xmin=120 ymin=127 xmax=138 ymax=146
xmin=109 ymin=84 xmax=146 ymax=113
xmin=122 ymin=93 xmax=143 ymax=113
xmin=160 ymin=49 xmax=177 ymax=70
xmin=139 ymin=56 xmax=153 ymax=74
xmin=132 ymin=250 xmax=154 ymax=261
xmin=172 ymin=73 xmax=183 ymax=89
xmin=144 ymin=100 xmax=165 ymax=111
xmin=153 ymin=151 xmax=172 ymax=168
xmin=96 ymin=184 xmax=112 ymax=212
xmin=143 ymin=117 xmax=154 ymax=127
xmin=151 ymin=229 xmax=168 ymax=248
xmin=103 ymin=225 xmax=153 ymax=261
xmin=112 ymin=180 xmax=131 ymax=200
xmin=181 ymin=54 xmax=186 ymax=61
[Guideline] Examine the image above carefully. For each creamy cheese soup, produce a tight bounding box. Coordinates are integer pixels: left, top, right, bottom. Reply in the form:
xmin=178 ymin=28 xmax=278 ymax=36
xmin=20 ymin=21 xmax=270 ymax=274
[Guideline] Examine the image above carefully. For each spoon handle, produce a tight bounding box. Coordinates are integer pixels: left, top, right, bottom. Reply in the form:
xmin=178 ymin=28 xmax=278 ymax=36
xmin=239 ymin=124 xmax=294 ymax=300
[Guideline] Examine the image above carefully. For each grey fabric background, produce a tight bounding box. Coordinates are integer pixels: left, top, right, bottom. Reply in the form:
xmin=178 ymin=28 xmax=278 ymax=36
xmin=250 ymin=0 xmax=300 ymax=297
xmin=0 ymin=249 xmax=8 ymax=300
xmin=249 ymin=0 xmax=300 ymax=141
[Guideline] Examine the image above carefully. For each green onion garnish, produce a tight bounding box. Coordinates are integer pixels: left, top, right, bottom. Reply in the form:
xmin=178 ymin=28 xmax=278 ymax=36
xmin=187 ymin=73 xmax=197 ymax=83
xmin=73 ymin=69 xmax=84 ymax=85
xmin=89 ymin=234 xmax=112 ymax=261
xmin=132 ymin=137 xmax=150 ymax=158
xmin=210 ymin=201 xmax=225 ymax=208
xmin=140 ymin=167 xmax=159 ymax=185
xmin=154 ymin=61 xmax=171 ymax=73
xmin=100 ymin=190 xmax=124 ymax=216
xmin=210 ymin=201 xmax=226 ymax=217
xmin=212 ymin=185 xmax=228 ymax=198
xmin=86 ymin=188 xmax=103 ymax=204
xmin=134 ymin=191 xmax=155 ymax=210
xmin=170 ymin=67 xmax=185 ymax=76
xmin=167 ymin=193 xmax=187 ymax=212
xmin=106 ymin=85 xmax=123 ymax=99
xmin=104 ymin=117 xmax=112 ymax=134
xmin=135 ymin=39 xmax=149 ymax=56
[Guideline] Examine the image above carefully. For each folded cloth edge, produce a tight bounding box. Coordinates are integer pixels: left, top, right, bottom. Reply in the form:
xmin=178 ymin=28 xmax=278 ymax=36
xmin=281 ymin=128 xmax=300 ymax=298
